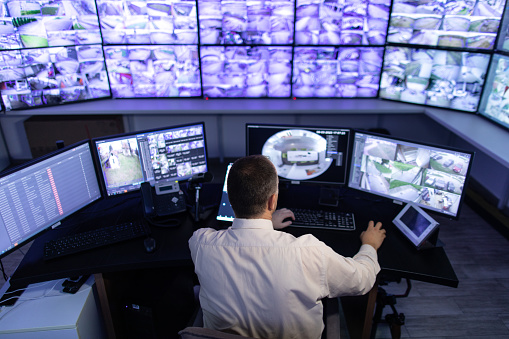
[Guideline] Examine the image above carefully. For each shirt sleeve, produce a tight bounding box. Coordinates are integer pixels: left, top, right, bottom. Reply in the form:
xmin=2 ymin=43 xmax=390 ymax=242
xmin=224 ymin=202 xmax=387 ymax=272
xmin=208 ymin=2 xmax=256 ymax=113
xmin=322 ymin=243 xmax=380 ymax=298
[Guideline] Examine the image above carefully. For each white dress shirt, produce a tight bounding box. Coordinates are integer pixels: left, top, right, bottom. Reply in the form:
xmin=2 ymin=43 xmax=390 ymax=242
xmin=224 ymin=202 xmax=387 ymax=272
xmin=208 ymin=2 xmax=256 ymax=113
xmin=189 ymin=218 xmax=380 ymax=339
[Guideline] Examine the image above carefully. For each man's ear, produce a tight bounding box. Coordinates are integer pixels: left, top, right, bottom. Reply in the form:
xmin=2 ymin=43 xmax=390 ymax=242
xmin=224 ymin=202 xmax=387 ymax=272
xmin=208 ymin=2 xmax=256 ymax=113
xmin=268 ymin=193 xmax=278 ymax=212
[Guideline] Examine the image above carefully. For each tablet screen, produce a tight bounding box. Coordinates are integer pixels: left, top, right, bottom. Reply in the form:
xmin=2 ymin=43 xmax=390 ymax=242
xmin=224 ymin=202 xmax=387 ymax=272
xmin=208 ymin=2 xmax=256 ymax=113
xmin=393 ymin=203 xmax=439 ymax=248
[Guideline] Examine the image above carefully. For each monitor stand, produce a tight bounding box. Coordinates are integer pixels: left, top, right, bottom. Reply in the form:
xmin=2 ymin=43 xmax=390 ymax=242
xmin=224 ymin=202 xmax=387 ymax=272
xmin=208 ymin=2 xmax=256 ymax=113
xmin=319 ymin=187 xmax=340 ymax=207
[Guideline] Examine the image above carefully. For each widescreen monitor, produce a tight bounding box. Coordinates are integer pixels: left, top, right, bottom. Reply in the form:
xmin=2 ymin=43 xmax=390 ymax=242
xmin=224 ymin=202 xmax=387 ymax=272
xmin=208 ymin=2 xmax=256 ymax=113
xmin=0 ymin=0 xmax=101 ymax=50
xmin=200 ymin=46 xmax=292 ymax=98
xmin=198 ymin=0 xmax=294 ymax=45
xmin=478 ymin=53 xmax=509 ymax=129
xmin=0 ymin=45 xmax=110 ymax=111
xmin=0 ymin=140 xmax=101 ymax=259
xmin=295 ymin=0 xmax=390 ymax=46
xmin=348 ymin=130 xmax=474 ymax=219
xmin=246 ymin=123 xmax=351 ymax=185
xmin=97 ymin=0 xmax=198 ymax=45
xmin=380 ymin=46 xmax=490 ymax=112
xmin=387 ymin=0 xmax=506 ymax=50
xmin=292 ymin=46 xmax=384 ymax=98
xmin=104 ymin=45 xmax=200 ymax=98
xmin=93 ymin=122 xmax=208 ymax=196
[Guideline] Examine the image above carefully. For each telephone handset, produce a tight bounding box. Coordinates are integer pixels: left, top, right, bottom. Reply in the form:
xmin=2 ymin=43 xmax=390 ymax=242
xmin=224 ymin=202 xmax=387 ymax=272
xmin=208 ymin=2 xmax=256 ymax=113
xmin=141 ymin=182 xmax=156 ymax=217
xmin=140 ymin=181 xmax=186 ymax=218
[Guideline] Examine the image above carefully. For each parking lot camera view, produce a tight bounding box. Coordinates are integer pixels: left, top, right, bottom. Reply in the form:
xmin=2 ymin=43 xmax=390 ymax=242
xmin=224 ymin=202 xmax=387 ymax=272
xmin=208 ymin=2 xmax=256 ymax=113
xmin=349 ymin=132 xmax=472 ymax=217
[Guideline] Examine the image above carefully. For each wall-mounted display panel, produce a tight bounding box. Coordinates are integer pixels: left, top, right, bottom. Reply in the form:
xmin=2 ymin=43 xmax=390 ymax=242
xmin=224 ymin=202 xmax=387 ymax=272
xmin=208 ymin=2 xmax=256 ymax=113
xmin=97 ymin=0 xmax=198 ymax=45
xmin=380 ymin=46 xmax=490 ymax=112
xmin=0 ymin=0 xmax=101 ymax=50
xmin=0 ymin=44 xmax=110 ymax=110
xmin=479 ymin=54 xmax=509 ymax=129
xmin=496 ymin=3 xmax=509 ymax=51
xmin=292 ymin=46 xmax=383 ymax=97
xmin=295 ymin=0 xmax=390 ymax=45
xmin=198 ymin=0 xmax=294 ymax=45
xmin=387 ymin=0 xmax=506 ymax=50
xmin=200 ymin=46 xmax=292 ymax=97
xmin=104 ymin=44 xmax=200 ymax=98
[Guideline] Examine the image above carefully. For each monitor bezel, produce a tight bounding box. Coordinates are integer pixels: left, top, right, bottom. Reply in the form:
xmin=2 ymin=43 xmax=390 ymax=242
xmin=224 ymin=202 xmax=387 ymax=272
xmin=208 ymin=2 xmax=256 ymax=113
xmin=92 ymin=121 xmax=209 ymax=198
xmin=0 ymin=139 xmax=102 ymax=260
xmin=245 ymin=123 xmax=353 ymax=187
xmin=347 ymin=129 xmax=475 ymax=220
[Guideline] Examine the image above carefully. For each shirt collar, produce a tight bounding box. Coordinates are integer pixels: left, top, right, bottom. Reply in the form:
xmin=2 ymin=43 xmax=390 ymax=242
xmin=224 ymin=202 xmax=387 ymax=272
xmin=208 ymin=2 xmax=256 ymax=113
xmin=231 ymin=218 xmax=273 ymax=230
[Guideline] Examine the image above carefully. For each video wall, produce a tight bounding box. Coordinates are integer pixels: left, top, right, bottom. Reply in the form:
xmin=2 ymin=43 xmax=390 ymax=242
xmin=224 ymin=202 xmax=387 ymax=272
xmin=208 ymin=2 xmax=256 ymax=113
xmin=0 ymin=0 xmax=508 ymax=128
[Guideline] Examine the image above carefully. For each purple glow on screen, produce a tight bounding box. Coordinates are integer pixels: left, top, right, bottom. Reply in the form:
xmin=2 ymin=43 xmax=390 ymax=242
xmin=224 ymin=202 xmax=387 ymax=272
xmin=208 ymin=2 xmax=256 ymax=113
xmin=292 ymin=47 xmax=383 ymax=98
xmin=104 ymin=45 xmax=200 ymax=98
xmin=97 ymin=0 xmax=198 ymax=45
xmin=199 ymin=0 xmax=294 ymax=45
xmin=201 ymin=46 xmax=292 ymax=97
xmin=295 ymin=0 xmax=390 ymax=45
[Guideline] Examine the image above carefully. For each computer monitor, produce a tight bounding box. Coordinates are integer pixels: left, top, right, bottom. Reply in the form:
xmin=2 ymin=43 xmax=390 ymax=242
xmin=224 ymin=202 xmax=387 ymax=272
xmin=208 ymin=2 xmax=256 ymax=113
xmin=0 ymin=140 xmax=102 ymax=259
xmin=246 ymin=123 xmax=351 ymax=185
xmin=93 ymin=122 xmax=208 ymax=197
xmin=216 ymin=163 xmax=235 ymax=222
xmin=348 ymin=130 xmax=474 ymax=219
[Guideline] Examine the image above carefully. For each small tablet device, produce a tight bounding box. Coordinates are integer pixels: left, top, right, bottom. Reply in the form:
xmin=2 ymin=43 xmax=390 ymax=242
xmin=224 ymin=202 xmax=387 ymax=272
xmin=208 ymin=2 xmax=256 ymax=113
xmin=393 ymin=203 xmax=440 ymax=249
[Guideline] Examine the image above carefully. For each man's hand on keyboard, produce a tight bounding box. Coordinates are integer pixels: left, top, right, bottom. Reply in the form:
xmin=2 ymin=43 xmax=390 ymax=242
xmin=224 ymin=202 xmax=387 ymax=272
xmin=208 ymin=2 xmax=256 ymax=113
xmin=272 ymin=208 xmax=295 ymax=229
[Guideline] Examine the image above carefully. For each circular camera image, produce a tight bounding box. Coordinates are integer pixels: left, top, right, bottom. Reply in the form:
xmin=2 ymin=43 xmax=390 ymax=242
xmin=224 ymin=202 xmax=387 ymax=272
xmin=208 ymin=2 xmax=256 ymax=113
xmin=262 ymin=129 xmax=332 ymax=180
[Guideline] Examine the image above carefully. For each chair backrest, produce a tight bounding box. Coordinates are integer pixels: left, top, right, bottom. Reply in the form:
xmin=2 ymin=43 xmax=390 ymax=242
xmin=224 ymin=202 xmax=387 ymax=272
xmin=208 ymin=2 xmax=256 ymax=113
xmin=179 ymin=327 xmax=257 ymax=339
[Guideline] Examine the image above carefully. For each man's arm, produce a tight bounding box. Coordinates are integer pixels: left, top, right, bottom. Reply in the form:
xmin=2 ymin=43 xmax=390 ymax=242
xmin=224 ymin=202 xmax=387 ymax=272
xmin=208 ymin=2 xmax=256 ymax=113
xmin=324 ymin=221 xmax=386 ymax=297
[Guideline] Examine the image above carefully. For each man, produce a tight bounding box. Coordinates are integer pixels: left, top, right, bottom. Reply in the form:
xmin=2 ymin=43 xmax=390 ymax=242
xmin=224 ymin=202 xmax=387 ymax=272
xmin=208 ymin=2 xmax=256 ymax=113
xmin=189 ymin=155 xmax=386 ymax=339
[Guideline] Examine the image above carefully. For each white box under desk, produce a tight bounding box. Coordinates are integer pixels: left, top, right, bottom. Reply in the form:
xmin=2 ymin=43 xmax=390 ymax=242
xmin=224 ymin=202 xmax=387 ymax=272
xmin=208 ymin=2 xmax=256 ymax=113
xmin=0 ymin=275 xmax=106 ymax=339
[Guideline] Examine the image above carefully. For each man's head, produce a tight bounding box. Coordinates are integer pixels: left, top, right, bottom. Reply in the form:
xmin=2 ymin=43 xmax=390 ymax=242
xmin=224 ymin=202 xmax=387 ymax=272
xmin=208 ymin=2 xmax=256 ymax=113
xmin=227 ymin=155 xmax=279 ymax=219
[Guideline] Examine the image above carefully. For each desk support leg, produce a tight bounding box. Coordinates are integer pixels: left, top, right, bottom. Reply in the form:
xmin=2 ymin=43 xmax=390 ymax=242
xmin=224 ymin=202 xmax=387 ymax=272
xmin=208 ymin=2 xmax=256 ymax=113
xmin=94 ymin=273 xmax=116 ymax=339
xmin=362 ymin=284 xmax=378 ymax=339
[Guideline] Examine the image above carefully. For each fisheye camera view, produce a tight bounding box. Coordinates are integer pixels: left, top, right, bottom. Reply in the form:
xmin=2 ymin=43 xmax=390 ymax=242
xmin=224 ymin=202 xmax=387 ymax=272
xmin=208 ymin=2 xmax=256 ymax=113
xmin=262 ymin=129 xmax=333 ymax=180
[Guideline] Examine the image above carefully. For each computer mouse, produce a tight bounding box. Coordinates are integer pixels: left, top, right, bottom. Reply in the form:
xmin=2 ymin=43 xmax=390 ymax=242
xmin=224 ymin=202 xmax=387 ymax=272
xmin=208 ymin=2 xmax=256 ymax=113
xmin=144 ymin=237 xmax=156 ymax=253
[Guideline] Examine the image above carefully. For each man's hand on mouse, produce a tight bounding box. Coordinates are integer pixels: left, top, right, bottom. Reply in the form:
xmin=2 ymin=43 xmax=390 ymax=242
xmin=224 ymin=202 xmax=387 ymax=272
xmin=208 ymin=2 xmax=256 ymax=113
xmin=272 ymin=208 xmax=295 ymax=229
xmin=360 ymin=221 xmax=386 ymax=251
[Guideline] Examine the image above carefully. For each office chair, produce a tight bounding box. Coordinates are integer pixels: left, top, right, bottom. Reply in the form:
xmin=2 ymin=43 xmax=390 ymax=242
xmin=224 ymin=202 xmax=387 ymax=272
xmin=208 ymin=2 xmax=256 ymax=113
xmin=179 ymin=297 xmax=347 ymax=339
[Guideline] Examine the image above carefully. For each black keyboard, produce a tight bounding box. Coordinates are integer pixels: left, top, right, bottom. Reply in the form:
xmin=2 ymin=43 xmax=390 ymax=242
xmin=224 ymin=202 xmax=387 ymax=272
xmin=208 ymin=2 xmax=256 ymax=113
xmin=289 ymin=208 xmax=356 ymax=231
xmin=44 ymin=221 xmax=150 ymax=260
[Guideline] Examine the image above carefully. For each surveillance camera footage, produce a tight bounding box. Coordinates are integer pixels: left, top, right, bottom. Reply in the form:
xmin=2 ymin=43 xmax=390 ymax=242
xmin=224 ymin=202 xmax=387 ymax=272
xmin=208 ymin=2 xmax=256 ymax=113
xmin=380 ymin=46 xmax=490 ymax=112
xmin=104 ymin=44 xmax=200 ymax=98
xmin=349 ymin=132 xmax=472 ymax=217
xmin=480 ymin=54 xmax=509 ymax=129
xmin=292 ymin=46 xmax=383 ymax=98
xmin=96 ymin=137 xmax=144 ymax=195
xmin=388 ymin=0 xmax=506 ymax=50
xmin=0 ymin=44 xmax=110 ymax=110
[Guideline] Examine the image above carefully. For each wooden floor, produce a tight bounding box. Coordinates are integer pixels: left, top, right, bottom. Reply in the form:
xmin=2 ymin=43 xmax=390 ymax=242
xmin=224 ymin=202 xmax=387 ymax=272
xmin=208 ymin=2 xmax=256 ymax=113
xmin=1 ymin=202 xmax=509 ymax=338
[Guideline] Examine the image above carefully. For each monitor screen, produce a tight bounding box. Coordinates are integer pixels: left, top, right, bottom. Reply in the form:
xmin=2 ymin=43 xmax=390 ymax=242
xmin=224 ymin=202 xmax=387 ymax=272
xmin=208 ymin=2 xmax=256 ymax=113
xmin=0 ymin=140 xmax=101 ymax=259
xmin=200 ymin=46 xmax=292 ymax=98
xmin=94 ymin=122 xmax=208 ymax=196
xmin=348 ymin=130 xmax=474 ymax=219
xmin=0 ymin=45 xmax=110 ymax=111
xmin=478 ymin=53 xmax=509 ymax=129
xmin=380 ymin=46 xmax=490 ymax=112
xmin=292 ymin=46 xmax=384 ymax=98
xmin=104 ymin=45 xmax=201 ymax=98
xmin=198 ymin=0 xmax=294 ymax=45
xmin=387 ymin=0 xmax=506 ymax=50
xmin=246 ymin=123 xmax=351 ymax=185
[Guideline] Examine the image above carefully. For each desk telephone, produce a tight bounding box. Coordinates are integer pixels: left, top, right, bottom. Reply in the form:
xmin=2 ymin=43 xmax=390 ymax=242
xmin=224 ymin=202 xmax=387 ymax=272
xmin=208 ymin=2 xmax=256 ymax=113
xmin=141 ymin=181 xmax=186 ymax=217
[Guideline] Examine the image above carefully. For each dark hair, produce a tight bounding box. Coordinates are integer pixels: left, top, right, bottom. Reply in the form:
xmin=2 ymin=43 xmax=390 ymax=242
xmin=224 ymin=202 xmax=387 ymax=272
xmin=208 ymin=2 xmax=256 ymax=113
xmin=227 ymin=155 xmax=278 ymax=218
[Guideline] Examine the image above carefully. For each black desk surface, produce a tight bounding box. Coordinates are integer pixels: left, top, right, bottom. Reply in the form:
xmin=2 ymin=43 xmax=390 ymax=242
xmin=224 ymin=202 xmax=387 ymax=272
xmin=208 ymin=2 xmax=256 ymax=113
xmin=10 ymin=179 xmax=458 ymax=289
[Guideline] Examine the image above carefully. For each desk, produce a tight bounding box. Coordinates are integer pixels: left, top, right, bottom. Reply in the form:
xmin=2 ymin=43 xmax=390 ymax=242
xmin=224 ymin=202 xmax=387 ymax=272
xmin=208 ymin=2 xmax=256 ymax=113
xmin=9 ymin=176 xmax=458 ymax=339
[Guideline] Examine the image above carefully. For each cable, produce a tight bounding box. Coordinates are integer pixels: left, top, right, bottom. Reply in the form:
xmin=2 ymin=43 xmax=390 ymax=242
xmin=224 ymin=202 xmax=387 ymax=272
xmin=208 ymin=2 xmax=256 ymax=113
xmin=0 ymin=260 xmax=7 ymax=281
